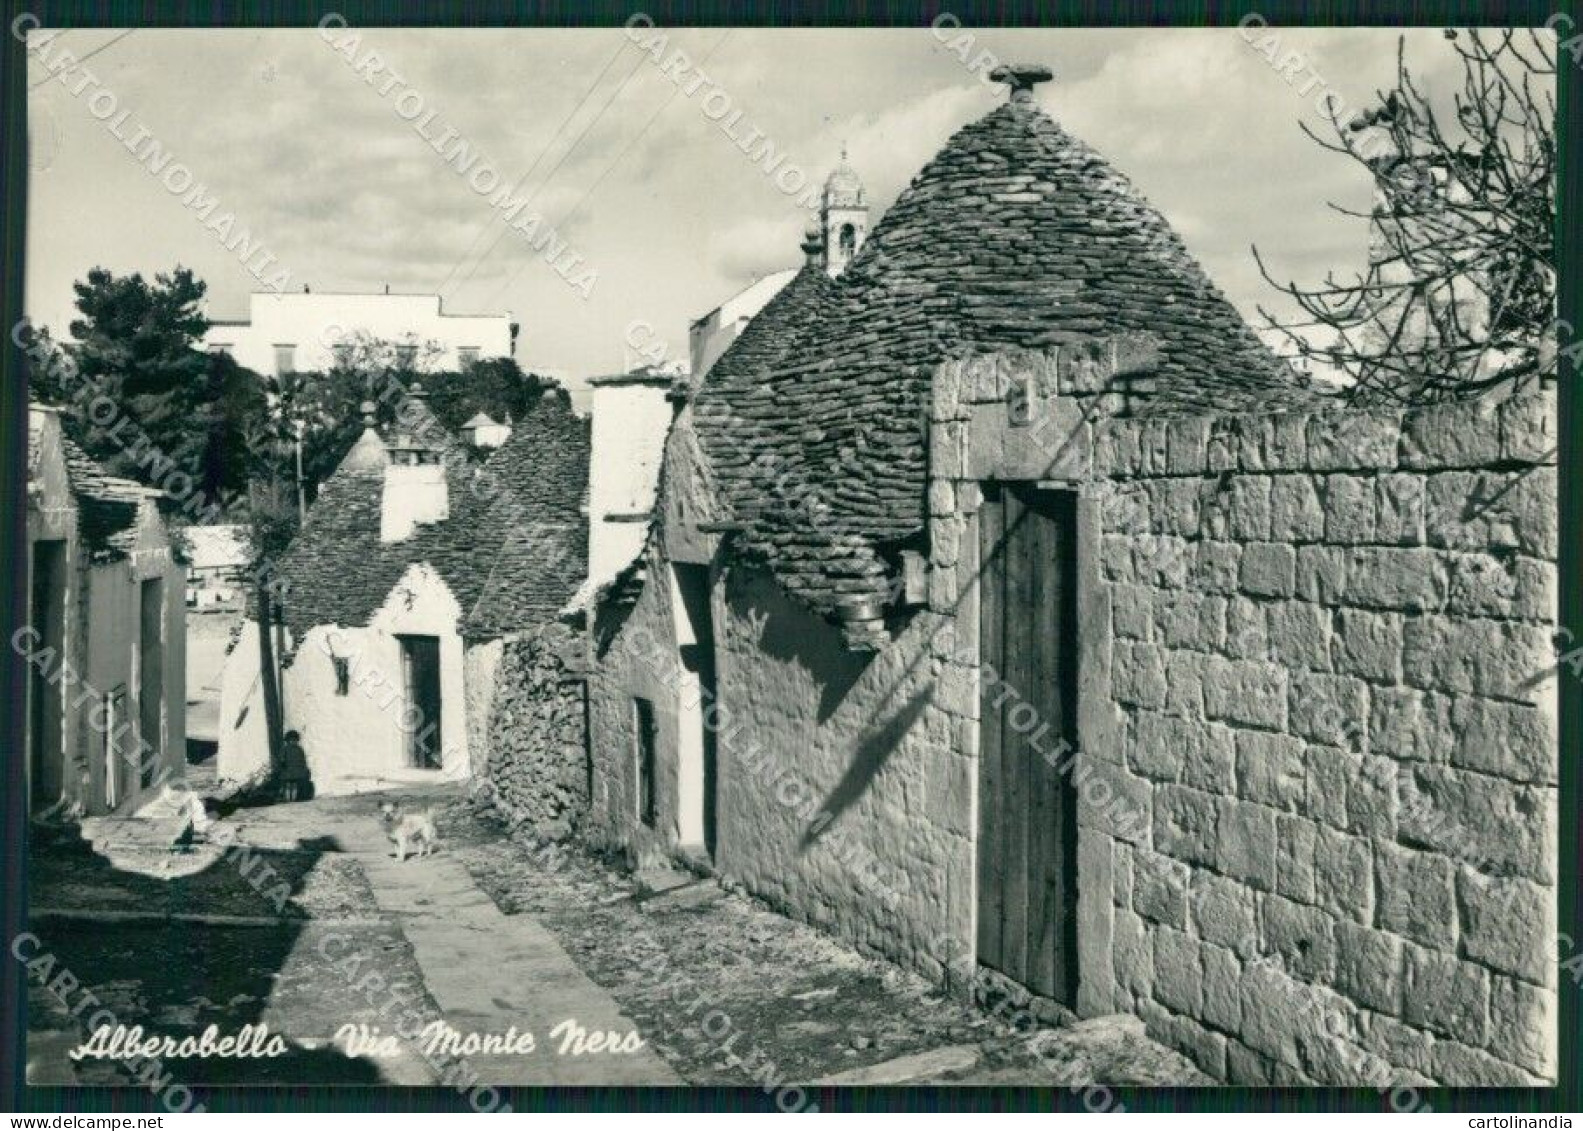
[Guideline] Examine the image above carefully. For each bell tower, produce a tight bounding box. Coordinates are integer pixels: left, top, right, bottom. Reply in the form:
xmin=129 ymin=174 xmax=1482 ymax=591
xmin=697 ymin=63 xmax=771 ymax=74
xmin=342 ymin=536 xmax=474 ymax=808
xmin=820 ymin=147 xmax=868 ymax=277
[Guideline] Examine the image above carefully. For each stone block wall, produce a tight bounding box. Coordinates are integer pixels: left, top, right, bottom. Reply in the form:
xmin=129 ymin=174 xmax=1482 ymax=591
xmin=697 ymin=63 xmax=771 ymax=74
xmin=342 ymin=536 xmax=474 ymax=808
xmin=710 ymin=564 xmax=974 ymax=982
xmin=1085 ymin=390 xmax=1558 ymax=1085
xmin=583 ymin=340 xmax=1556 ymax=1086
xmin=483 ymin=623 xmax=590 ymax=840
xmin=585 ymin=419 xmax=727 ymax=859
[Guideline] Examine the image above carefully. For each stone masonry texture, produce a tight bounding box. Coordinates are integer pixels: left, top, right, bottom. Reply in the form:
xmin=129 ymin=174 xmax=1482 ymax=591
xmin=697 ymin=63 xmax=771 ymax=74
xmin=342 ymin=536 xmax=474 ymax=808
xmin=577 ymin=84 xmax=1556 ymax=1086
xmin=587 ymin=340 xmax=1554 ymax=1085
xmin=1082 ymin=388 xmax=1558 ymax=1085
xmin=483 ymin=624 xmax=591 ymax=841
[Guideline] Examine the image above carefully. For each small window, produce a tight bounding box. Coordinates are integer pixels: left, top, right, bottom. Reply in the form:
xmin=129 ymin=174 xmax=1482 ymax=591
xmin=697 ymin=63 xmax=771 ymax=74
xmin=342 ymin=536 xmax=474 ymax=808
xmin=332 ymin=655 xmax=350 ymax=696
xmin=458 ymin=347 xmax=480 ymax=367
xmin=839 ymin=223 xmax=856 ymax=258
xmin=208 ymin=343 xmax=233 ymax=357
xmin=273 ymin=344 xmax=296 ymax=375
xmin=331 ymin=343 xmax=354 ymax=369
xmin=634 ymin=697 xmax=657 ymax=827
xmin=396 ymin=344 xmax=418 ymax=370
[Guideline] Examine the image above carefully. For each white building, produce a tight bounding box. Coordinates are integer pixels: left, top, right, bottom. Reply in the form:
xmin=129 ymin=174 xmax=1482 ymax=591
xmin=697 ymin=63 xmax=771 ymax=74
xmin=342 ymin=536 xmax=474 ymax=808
xmin=217 ymin=394 xmax=589 ymax=796
xmin=203 ymin=291 xmax=517 ymax=376
xmin=688 ymin=268 xmax=799 ymax=381
xmin=460 ymin=412 xmax=513 ymax=450
xmin=185 ymin=524 xmax=249 ymax=611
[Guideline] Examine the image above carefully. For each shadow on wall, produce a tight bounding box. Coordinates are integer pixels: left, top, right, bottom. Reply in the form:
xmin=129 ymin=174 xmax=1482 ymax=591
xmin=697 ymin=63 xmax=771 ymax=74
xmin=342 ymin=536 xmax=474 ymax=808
xmin=741 ymin=571 xmax=871 ymax=723
xmin=799 ymin=688 xmax=932 ymax=850
xmin=730 ymin=567 xmax=944 ymax=854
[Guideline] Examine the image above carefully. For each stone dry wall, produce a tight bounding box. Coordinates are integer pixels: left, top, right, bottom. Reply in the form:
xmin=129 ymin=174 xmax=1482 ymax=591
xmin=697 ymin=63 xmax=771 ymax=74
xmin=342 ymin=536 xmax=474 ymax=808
xmin=463 ymin=638 xmax=504 ymax=782
xmin=484 ymin=624 xmax=590 ymax=840
xmin=1086 ymin=390 xmax=1558 ymax=1085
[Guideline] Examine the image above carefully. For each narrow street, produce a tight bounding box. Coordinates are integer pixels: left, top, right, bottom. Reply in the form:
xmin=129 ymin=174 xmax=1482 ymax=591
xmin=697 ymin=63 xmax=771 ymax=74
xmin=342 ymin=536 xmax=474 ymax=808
xmin=27 ymin=785 xmax=1204 ymax=1088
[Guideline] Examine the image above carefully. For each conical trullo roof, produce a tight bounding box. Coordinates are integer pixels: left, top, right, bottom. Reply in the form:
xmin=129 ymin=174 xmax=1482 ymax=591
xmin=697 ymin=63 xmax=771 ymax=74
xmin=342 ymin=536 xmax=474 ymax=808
xmin=271 ymin=392 xmax=587 ymax=641
xmin=692 ymin=87 xmax=1315 ymax=625
xmin=692 ymin=261 xmax=837 ymax=523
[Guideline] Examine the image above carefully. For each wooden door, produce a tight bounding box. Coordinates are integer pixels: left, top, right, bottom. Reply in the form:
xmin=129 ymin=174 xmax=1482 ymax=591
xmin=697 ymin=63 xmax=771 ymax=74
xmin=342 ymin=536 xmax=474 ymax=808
xmin=138 ymin=579 xmax=165 ymax=791
xmin=634 ymin=696 xmax=658 ymax=827
xmin=976 ymin=483 xmax=1080 ymax=1004
xmin=400 ymin=635 xmax=443 ymax=769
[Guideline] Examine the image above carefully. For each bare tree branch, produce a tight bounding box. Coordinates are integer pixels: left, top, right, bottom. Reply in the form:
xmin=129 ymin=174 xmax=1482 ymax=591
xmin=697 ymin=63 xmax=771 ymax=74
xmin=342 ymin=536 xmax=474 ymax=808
xmin=1256 ymin=29 xmax=1555 ymax=404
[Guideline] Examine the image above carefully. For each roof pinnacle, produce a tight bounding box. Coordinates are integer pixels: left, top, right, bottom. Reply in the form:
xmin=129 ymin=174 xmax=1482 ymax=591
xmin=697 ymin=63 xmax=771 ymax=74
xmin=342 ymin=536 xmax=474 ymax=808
xmin=990 ymin=63 xmax=1054 ymax=103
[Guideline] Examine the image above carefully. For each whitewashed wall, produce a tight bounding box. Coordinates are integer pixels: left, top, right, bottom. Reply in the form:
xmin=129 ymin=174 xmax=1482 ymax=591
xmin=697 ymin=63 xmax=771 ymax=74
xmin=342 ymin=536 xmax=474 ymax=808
xmin=215 ymin=621 xmax=274 ymax=788
xmin=587 ymin=377 xmax=673 ymax=592
xmin=217 ymin=563 xmax=472 ymax=795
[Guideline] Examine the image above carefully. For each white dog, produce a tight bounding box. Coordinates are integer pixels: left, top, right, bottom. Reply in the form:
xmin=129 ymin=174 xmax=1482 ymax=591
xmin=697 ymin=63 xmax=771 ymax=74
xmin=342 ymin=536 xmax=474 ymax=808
xmin=378 ymin=800 xmax=439 ymax=861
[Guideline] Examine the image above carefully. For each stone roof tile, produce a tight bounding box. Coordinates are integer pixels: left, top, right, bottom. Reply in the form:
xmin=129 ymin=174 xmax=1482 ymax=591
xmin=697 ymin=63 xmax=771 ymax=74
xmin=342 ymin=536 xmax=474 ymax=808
xmin=61 ymin=437 xmax=148 ymax=560
xmin=274 ymin=395 xmax=588 ymax=641
xmin=694 ymin=96 xmax=1316 ymax=624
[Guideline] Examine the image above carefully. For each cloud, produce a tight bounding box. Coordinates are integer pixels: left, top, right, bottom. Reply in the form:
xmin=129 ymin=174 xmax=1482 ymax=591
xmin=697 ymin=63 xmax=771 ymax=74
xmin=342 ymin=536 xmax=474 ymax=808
xmin=823 ymin=82 xmax=991 ymax=214
xmin=710 ymin=214 xmax=805 ymax=283
xmin=26 ymin=25 xmax=1540 ymax=383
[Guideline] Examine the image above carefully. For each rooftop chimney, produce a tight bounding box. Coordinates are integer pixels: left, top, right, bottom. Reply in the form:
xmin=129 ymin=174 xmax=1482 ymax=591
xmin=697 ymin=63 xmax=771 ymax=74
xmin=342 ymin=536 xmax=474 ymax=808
xmin=380 ymin=383 xmax=449 ymax=542
xmin=801 ymin=220 xmax=824 ymax=267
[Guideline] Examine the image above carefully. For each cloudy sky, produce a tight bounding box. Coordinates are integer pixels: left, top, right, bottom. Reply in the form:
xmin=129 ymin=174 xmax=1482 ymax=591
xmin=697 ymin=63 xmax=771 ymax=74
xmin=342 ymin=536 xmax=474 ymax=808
xmin=25 ymin=24 xmax=1480 ymax=395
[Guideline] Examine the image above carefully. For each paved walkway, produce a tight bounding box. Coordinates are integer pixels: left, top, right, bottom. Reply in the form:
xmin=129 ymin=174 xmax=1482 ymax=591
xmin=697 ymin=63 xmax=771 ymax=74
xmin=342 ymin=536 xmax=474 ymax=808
xmin=338 ymin=813 xmax=680 ymax=1085
xmin=31 ymin=788 xmax=1207 ymax=1086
